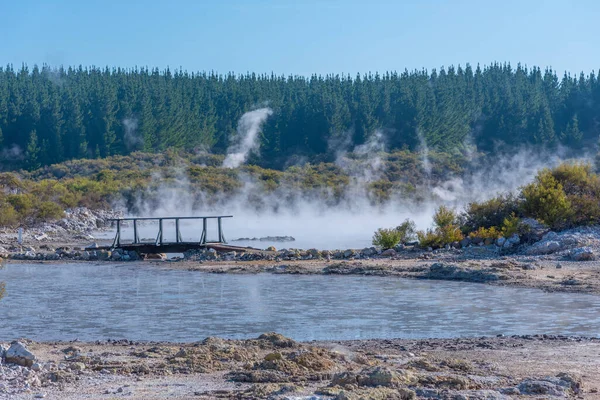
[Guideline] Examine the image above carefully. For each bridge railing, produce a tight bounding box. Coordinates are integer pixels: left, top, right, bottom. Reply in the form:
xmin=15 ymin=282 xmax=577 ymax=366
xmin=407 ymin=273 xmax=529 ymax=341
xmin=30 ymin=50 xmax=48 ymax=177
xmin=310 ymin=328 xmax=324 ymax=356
xmin=107 ymin=216 xmax=233 ymax=248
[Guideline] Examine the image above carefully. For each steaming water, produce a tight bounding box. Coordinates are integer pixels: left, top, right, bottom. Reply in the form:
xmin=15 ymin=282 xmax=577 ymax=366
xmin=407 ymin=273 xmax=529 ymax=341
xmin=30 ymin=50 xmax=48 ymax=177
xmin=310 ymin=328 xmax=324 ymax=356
xmin=1 ymin=263 xmax=599 ymax=342
xmin=92 ymin=210 xmax=435 ymax=251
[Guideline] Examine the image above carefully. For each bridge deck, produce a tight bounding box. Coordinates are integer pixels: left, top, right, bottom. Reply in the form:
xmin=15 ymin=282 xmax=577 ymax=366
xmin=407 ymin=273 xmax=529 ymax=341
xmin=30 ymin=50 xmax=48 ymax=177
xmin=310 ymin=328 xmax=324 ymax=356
xmin=107 ymin=215 xmax=236 ymax=253
xmin=98 ymin=242 xmax=255 ymax=254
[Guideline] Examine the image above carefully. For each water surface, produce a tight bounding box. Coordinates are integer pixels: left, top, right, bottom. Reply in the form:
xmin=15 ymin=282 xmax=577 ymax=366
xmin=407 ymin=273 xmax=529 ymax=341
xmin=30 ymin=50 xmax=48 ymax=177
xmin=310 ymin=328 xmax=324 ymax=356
xmin=0 ymin=263 xmax=599 ymax=342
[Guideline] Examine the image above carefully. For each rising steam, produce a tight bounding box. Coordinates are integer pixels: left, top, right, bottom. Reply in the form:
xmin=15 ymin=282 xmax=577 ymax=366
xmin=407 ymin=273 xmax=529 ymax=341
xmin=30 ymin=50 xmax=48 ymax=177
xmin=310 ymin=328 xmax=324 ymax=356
xmin=223 ymin=108 xmax=273 ymax=168
xmin=417 ymin=129 xmax=432 ymax=179
xmin=123 ymin=117 xmax=143 ymax=150
xmin=118 ymin=107 xmax=590 ymax=250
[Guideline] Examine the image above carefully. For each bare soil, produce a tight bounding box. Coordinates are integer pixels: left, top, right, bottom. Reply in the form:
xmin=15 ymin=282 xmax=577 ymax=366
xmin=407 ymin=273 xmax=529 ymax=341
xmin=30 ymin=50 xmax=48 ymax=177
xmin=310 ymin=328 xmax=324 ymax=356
xmin=4 ymin=334 xmax=597 ymax=399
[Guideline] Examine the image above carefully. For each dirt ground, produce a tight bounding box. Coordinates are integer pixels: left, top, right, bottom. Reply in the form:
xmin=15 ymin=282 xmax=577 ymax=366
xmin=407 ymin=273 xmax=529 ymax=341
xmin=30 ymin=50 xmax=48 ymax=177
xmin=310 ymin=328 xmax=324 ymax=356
xmin=3 ymin=334 xmax=597 ymax=399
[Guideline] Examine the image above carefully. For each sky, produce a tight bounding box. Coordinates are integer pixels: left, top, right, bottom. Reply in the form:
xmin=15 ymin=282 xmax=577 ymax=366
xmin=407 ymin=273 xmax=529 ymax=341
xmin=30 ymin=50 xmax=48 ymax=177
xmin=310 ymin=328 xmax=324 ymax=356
xmin=1 ymin=0 xmax=599 ymax=77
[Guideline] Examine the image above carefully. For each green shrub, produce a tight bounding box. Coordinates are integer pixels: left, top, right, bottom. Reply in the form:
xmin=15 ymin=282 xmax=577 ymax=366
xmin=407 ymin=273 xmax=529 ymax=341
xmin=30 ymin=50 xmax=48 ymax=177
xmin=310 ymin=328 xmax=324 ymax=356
xmin=501 ymin=213 xmax=520 ymax=237
xmin=396 ymin=219 xmax=417 ymax=243
xmin=521 ymin=170 xmax=572 ymax=229
xmin=372 ymin=228 xmax=403 ymax=249
xmin=418 ymin=205 xmax=463 ymax=248
xmin=418 ymin=225 xmax=463 ymax=248
xmin=36 ymin=201 xmax=64 ymax=222
xmin=433 ymin=205 xmax=458 ymax=228
xmin=6 ymin=194 xmax=35 ymax=217
xmin=460 ymin=193 xmax=521 ymax=233
xmin=469 ymin=226 xmax=502 ymax=239
xmin=0 ymin=202 xmax=19 ymax=227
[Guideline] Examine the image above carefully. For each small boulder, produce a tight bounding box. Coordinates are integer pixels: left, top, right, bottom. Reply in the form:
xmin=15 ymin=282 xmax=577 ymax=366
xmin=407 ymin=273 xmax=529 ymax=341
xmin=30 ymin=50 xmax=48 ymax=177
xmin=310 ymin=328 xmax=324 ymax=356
xmin=526 ymin=240 xmax=561 ymax=255
xmin=496 ymin=237 xmax=506 ymax=247
xmin=5 ymin=341 xmax=36 ymax=367
xmin=569 ymin=247 xmax=595 ymax=261
xmin=361 ymin=247 xmax=377 ymax=257
xmin=266 ymin=246 xmax=277 ymax=252
xmin=343 ymin=249 xmax=355 ymax=258
xmin=507 ymin=234 xmax=520 ymax=245
xmin=459 ymin=237 xmax=471 ymax=248
xmin=381 ymin=249 xmax=397 ymax=257
xmin=308 ymin=248 xmax=321 ymax=258
xmin=471 ymin=236 xmax=483 ymax=245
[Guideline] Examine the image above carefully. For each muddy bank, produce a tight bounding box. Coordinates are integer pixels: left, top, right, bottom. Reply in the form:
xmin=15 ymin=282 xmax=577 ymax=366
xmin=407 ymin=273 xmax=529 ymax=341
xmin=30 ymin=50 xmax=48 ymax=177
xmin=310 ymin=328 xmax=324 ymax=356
xmin=1 ymin=334 xmax=597 ymax=399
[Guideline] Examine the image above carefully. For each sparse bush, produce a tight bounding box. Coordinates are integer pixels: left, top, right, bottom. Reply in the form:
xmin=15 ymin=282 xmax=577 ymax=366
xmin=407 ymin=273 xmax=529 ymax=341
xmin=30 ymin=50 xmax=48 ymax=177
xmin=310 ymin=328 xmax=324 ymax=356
xmin=373 ymin=219 xmax=417 ymax=249
xmin=521 ymin=169 xmax=572 ymax=229
xmin=0 ymin=202 xmax=19 ymax=227
xmin=396 ymin=219 xmax=417 ymax=243
xmin=501 ymin=213 xmax=520 ymax=237
xmin=372 ymin=228 xmax=403 ymax=249
xmin=469 ymin=226 xmax=502 ymax=240
xmin=460 ymin=193 xmax=521 ymax=233
xmin=417 ymin=229 xmax=440 ymax=248
xmin=418 ymin=205 xmax=463 ymax=248
xmin=433 ymin=205 xmax=458 ymax=228
xmin=6 ymin=194 xmax=35 ymax=218
xmin=36 ymin=201 xmax=64 ymax=222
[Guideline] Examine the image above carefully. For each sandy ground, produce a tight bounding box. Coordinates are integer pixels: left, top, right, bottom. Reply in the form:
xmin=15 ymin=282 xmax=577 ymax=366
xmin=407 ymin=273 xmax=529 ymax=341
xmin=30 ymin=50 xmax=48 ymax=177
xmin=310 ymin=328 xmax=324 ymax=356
xmin=2 ymin=334 xmax=597 ymax=399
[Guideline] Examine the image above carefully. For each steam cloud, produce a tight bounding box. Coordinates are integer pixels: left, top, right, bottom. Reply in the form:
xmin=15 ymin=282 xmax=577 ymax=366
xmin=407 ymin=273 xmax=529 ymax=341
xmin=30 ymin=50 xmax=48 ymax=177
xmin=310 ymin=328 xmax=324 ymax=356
xmin=116 ymin=110 xmax=591 ymax=250
xmin=123 ymin=117 xmax=143 ymax=150
xmin=417 ymin=128 xmax=432 ymax=179
xmin=1 ymin=145 xmax=24 ymax=161
xmin=223 ymin=108 xmax=273 ymax=168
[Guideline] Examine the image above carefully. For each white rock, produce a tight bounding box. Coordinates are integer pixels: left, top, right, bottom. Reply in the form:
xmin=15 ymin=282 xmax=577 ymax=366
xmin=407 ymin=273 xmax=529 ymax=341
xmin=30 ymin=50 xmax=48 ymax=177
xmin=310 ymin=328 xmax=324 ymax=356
xmin=5 ymin=342 xmax=36 ymax=367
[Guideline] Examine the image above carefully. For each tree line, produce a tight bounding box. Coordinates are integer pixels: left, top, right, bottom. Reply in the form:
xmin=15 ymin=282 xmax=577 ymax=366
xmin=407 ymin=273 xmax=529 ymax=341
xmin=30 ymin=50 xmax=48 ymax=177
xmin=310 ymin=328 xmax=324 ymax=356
xmin=0 ymin=63 xmax=598 ymax=170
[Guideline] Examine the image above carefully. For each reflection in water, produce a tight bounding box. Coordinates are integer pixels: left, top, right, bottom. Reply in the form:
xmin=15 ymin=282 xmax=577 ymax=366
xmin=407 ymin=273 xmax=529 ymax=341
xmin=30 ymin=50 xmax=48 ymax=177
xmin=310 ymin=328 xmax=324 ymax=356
xmin=0 ymin=263 xmax=599 ymax=342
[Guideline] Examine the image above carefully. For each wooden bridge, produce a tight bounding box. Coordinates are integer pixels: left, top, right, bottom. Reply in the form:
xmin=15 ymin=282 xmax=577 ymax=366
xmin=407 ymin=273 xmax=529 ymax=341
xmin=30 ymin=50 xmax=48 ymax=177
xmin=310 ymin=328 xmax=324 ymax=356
xmin=103 ymin=215 xmax=240 ymax=254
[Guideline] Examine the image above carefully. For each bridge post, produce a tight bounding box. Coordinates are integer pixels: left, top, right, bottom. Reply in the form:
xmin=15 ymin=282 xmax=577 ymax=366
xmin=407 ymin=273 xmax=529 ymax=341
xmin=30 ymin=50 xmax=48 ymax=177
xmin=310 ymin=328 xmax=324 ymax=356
xmin=175 ymin=218 xmax=180 ymax=243
xmin=155 ymin=218 xmax=164 ymax=246
xmin=218 ymin=217 xmax=223 ymax=243
xmin=116 ymin=219 xmax=121 ymax=247
xmin=133 ymin=219 xmax=138 ymax=244
xmin=200 ymin=218 xmax=207 ymax=244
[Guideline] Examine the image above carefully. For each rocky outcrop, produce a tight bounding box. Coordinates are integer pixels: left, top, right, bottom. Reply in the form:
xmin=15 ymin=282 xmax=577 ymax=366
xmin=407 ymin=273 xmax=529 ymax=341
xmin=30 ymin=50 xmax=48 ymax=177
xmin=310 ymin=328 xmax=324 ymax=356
xmin=426 ymin=263 xmax=504 ymax=283
xmin=516 ymin=373 xmax=583 ymax=396
xmin=569 ymin=246 xmax=595 ymax=261
xmin=5 ymin=341 xmax=36 ymax=367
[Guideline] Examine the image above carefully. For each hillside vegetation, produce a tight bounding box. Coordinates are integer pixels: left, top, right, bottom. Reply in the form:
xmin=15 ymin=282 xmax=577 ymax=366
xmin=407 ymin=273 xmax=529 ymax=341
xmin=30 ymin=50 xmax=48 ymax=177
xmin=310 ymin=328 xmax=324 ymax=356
xmin=0 ymin=149 xmax=461 ymax=227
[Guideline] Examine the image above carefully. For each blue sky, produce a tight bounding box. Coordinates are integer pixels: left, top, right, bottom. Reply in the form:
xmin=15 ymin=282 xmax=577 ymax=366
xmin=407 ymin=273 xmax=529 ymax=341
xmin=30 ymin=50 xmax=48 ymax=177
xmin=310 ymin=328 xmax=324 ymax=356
xmin=1 ymin=0 xmax=599 ymax=76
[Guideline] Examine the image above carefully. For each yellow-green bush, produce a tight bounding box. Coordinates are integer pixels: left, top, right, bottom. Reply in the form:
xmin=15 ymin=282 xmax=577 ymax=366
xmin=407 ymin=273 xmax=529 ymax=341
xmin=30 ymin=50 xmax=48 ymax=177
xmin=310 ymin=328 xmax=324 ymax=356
xmin=521 ymin=170 xmax=572 ymax=229
xmin=6 ymin=194 xmax=35 ymax=217
xmin=469 ymin=226 xmax=502 ymax=240
xmin=433 ymin=205 xmax=458 ymax=228
xmin=460 ymin=193 xmax=521 ymax=233
xmin=418 ymin=225 xmax=463 ymax=248
xmin=36 ymin=201 xmax=65 ymax=222
xmin=0 ymin=202 xmax=19 ymax=227
xmin=372 ymin=228 xmax=404 ymax=249
xmin=501 ymin=213 xmax=520 ymax=237
xmin=418 ymin=205 xmax=463 ymax=248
